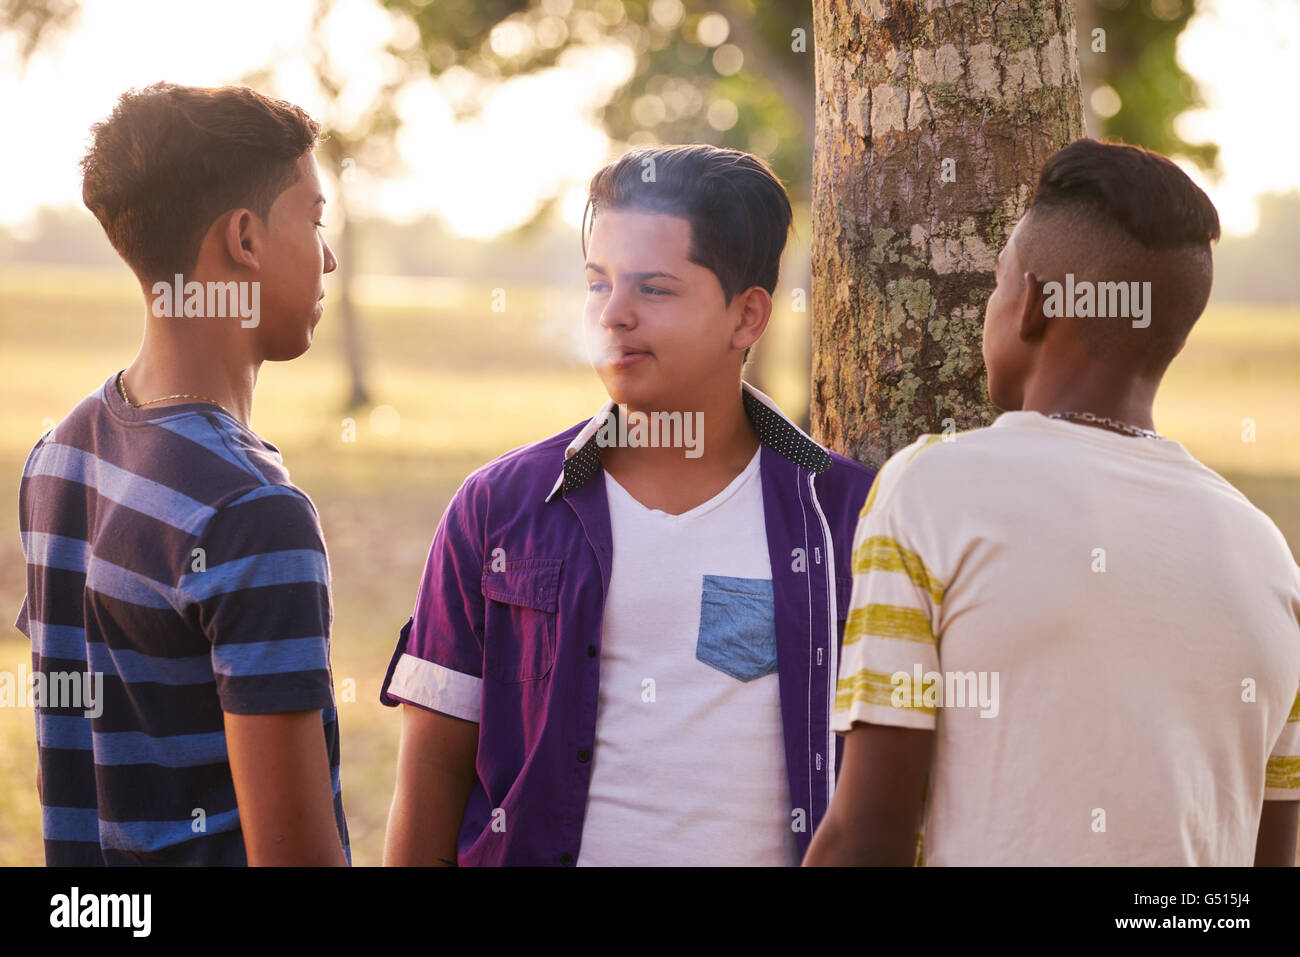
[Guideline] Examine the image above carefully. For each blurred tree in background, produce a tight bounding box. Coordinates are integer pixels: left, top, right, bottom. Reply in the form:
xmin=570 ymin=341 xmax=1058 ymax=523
xmin=1076 ymin=0 xmax=1218 ymax=172
xmin=243 ymin=0 xmax=412 ymax=409
xmin=0 ymin=0 xmax=77 ymax=70
xmin=1 ymin=0 xmax=1225 ymax=412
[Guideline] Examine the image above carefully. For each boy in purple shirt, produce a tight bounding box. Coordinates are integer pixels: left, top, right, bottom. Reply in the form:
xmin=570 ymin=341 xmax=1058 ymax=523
xmin=381 ymin=145 xmax=874 ymax=865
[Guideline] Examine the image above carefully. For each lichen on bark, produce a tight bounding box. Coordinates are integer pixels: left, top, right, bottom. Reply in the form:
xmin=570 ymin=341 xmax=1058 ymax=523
xmin=811 ymin=0 xmax=1086 ymax=469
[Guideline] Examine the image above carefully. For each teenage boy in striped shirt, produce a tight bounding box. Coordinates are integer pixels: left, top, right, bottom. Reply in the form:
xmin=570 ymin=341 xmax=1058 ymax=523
xmin=807 ymin=139 xmax=1300 ymax=866
xmin=16 ymin=83 xmax=349 ymax=865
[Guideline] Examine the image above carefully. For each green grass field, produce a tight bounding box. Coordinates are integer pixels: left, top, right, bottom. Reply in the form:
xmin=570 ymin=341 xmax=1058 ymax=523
xmin=0 ymin=265 xmax=1296 ymax=866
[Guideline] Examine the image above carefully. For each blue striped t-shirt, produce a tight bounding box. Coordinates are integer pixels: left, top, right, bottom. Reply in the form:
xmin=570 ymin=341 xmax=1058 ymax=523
xmin=15 ymin=372 xmax=349 ymax=865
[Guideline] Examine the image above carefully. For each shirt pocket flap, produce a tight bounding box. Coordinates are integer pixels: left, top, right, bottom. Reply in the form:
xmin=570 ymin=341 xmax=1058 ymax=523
xmin=480 ymin=558 xmax=562 ymax=613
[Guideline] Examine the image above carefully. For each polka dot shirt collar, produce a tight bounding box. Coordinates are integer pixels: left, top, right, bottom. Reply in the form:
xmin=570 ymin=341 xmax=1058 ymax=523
xmin=544 ymin=380 xmax=832 ymax=503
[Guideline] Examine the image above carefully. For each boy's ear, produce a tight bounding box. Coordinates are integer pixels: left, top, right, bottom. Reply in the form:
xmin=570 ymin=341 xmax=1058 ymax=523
xmin=733 ymin=285 xmax=772 ymax=352
xmin=221 ymin=209 xmax=263 ymax=272
xmin=1018 ymin=271 xmax=1049 ymax=343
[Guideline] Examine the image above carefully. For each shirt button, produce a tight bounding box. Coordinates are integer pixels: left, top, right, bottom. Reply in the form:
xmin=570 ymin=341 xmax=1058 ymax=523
xmin=587 ymin=645 xmax=597 ymax=657
xmin=577 ymin=749 xmax=591 ymax=763
xmin=561 ymin=852 xmax=575 ymax=866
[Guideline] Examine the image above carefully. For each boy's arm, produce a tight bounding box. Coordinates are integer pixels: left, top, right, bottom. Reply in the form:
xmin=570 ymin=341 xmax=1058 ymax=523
xmin=384 ymin=704 xmax=479 ymax=866
xmin=225 ymin=710 xmax=348 ymax=866
xmin=186 ymin=489 xmax=344 ymax=866
xmin=380 ymin=479 xmax=487 ymax=865
xmin=1254 ymin=800 xmax=1299 ymax=866
xmin=813 ymin=440 xmax=945 ymax=865
xmin=805 ymin=723 xmax=932 ymax=865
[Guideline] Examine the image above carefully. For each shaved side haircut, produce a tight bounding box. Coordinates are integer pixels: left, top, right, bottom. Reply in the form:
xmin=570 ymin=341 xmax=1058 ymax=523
xmin=1018 ymin=139 xmax=1221 ymax=375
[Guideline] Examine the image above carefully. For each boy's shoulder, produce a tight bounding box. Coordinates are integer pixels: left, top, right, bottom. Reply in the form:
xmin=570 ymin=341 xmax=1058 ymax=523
xmin=454 ymin=419 xmax=586 ymax=506
xmin=883 ymin=422 xmax=1000 ymax=474
xmin=859 ymin=423 xmax=1007 ymax=519
xmin=25 ymin=374 xmax=317 ymax=527
xmin=818 ymin=448 xmax=877 ymax=512
xmin=826 ymin=448 xmax=875 ymax=480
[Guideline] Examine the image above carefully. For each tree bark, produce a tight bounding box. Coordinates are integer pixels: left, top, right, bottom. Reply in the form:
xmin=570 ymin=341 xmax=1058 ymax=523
xmin=810 ymin=0 xmax=1085 ymax=468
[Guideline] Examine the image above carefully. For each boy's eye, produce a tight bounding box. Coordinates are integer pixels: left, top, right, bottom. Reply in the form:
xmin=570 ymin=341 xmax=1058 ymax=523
xmin=586 ymin=282 xmax=669 ymax=296
xmin=315 ymin=221 xmax=327 ymax=229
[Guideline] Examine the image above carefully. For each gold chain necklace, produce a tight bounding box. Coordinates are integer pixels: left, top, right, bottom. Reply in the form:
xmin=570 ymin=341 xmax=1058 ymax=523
xmin=117 ymin=370 xmax=228 ymax=414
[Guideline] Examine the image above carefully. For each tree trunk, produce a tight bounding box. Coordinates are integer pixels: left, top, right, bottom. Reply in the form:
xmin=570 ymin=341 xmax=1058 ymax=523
xmin=335 ymin=199 xmax=370 ymax=412
xmin=810 ymin=0 xmax=1085 ymax=468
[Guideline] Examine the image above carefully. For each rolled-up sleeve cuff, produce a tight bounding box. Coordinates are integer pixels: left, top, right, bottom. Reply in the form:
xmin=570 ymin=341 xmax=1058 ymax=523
xmin=385 ymin=653 xmax=482 ymax=723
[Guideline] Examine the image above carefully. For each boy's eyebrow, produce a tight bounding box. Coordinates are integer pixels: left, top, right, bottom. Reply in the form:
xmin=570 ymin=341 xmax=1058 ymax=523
xmin=314 ymin=195 xmax=326 ymax=206
xmin=584 ymin=262 xmax=681 ymax=282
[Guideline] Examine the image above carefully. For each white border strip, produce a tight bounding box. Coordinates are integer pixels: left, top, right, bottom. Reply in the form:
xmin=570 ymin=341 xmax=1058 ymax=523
xmin=388 ymin=653 xmax=482 ymax=722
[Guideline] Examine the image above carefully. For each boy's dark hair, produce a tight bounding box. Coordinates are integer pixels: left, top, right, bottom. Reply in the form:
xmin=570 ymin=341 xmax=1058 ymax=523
xmin=582 ymin=145 xmax=793 ymax=361
xmin=1022 ymin=138 xmax=1221 ymax=374
xmin=81 ymin=83 xmax=321 ymax=284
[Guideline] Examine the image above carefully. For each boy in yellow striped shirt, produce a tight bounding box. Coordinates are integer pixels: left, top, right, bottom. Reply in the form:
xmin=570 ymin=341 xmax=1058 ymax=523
xmin=805 ymin=139 xmax=1300 ymax=866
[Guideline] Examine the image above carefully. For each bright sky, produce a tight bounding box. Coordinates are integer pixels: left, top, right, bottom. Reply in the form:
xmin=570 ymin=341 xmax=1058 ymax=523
xmin=0 ymin=0 xmax=1293 ymax=239
xmin=1176 ymin=0 xmax=1300 ymax=234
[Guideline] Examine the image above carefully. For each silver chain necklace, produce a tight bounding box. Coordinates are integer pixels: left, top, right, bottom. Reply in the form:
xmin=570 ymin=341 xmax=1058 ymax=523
xmin=1048 ymin=411 xmax=1164 ymax=440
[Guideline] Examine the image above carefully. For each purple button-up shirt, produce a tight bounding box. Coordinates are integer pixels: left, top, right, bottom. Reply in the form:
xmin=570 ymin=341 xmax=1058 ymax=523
xmin=380 ymin=382 xmax=875 ymax=864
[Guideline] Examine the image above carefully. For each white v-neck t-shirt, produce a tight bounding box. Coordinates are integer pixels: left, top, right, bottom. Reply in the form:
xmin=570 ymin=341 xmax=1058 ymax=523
xmin=576 ymin=448 xmax=799 ymax=866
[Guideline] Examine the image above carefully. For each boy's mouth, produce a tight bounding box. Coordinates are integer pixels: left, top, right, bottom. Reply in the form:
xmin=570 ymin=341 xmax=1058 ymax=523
xmin=606 ymin=344 xmax=651 ymax=369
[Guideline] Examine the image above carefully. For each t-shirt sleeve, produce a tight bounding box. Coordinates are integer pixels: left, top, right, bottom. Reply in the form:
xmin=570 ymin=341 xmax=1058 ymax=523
xmin=379 ymin=479 xmax=484 ymax=723
xmin=1265 ymin=684 xmax=1300 ymax=801
xmin=833 ymin=442 xmax=946 ymax=733
xmin=182 ymin=486 xmax=335 ymax=715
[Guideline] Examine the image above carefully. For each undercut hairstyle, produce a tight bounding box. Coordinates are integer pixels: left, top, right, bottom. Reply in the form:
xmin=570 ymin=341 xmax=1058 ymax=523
xmin=1020 ymin=138 xmax=1221 ymax=375
xmin=582 ymin=145 xmax=793 ymax=363
xmin=81 ymin=83 xmax=321 ymax=284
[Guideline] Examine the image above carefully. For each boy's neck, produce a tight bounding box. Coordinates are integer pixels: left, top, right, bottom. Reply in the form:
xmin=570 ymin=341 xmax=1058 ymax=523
xmin=122 ymin=319 xmax=260 ymax=429
xmin=600 ymin=387 xmax=760 ymax=514
xmin=1020 ymin=364 xmax=1161 ymax=434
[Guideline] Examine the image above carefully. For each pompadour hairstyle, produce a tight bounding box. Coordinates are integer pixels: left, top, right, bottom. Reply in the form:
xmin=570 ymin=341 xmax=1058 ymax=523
xmin=582 ymin=144 xmax=794 ymax=306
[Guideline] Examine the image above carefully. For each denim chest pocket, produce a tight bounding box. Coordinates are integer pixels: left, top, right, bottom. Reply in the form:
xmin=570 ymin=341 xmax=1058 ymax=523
xmin=481 ymin=558 xmax=562 ymax=683
xmin=695 ymin=575 xmax=778 ymax=682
